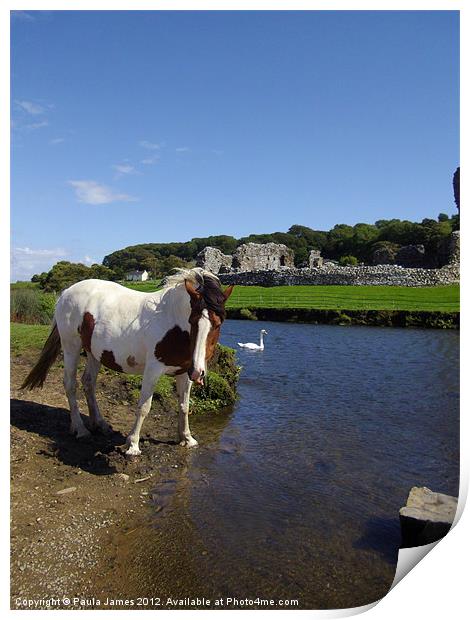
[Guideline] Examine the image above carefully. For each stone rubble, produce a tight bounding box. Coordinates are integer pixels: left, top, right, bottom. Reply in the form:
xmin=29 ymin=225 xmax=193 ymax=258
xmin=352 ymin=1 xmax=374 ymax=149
xmin=219 ymin=262 xmax=459 ymax=287
xmin=197 ymin=235 xmax=460 ymax=287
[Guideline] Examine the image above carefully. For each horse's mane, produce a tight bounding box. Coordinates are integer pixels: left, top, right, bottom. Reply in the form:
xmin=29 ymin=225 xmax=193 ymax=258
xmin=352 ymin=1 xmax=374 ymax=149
xmin=163 ymin=268 xmax=227 ymax=319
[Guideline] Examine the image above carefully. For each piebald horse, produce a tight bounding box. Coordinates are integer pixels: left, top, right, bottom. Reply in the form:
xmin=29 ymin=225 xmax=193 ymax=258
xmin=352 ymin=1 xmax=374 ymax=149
xmin=22 ymin=268 xmax=234 ymax=456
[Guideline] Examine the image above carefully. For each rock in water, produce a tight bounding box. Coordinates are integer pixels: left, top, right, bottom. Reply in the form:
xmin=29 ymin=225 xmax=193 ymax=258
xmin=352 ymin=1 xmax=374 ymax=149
xmin=399 ymin=486 xmax=458 ymax=547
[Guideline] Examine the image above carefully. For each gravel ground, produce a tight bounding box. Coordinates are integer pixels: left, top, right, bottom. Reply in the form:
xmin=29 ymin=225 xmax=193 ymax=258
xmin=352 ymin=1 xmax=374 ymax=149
xmin=11 ymin=353 xmax=191 ymax=610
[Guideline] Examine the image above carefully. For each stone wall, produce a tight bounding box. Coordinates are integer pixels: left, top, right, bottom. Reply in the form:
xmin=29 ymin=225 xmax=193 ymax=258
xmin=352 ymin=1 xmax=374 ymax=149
xmin=219 ymin=262 xmax=459 ymax=287
xmin=395 ymin=244 xmax=426 ymax=267
xmin=197 ymin=242 xmax=295 ymax=274
xmin=196 ymin=247 xmax=233 ymax=274
xmin=232 ymin=242 xmax=294 ymax=271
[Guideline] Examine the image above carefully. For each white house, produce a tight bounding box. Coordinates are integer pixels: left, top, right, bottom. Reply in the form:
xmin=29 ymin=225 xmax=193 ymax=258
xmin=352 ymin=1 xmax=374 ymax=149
xmin=125 ymin=269 xmax=149 ymax=282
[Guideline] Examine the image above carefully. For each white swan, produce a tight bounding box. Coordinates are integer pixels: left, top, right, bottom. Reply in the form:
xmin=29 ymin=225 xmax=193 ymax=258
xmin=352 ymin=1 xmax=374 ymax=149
xmin=238 ymin=329 xmax=268 ymax=351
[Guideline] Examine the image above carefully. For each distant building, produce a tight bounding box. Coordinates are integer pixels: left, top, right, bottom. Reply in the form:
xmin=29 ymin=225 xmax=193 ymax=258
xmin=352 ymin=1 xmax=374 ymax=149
xmin=308 ymin=249 xmax=323 ymax=268
xmin=232 ymin=243 xmax=295 ymax=272
xmin=196 ymin=242 xmax=295 ymax=274
xmin=196 ymin=247 xmax=233 ymax=274
xmin=125 ymin=269 xmax=149 ymax=282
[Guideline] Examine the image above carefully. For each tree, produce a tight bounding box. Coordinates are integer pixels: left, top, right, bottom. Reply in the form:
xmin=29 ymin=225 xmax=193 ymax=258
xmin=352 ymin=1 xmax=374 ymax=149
xmin=159 ymin=255 xmax=189 ymax=277
xmin=37 ymin=261 xmax=117 ymax=293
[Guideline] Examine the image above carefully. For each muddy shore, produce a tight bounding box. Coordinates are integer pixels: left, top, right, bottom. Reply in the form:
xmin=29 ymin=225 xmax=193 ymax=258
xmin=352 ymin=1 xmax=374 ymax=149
xmin=10 ymin=348 xmax=233 ymax=610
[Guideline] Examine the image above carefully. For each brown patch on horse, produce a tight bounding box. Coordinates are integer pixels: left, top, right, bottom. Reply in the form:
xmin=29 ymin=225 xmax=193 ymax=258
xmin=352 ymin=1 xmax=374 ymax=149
xmin=126 ymin=355 xmax=137 ymax=367
xmin=155 ymin=326 xmax=193 ymax=370
xmin=78 ymin=312 xmax=95 ymax=352
xmin=100 ymin=350 xmax=123 ymax=373
xmin=205 ymin=310 xmax=221 ymax=361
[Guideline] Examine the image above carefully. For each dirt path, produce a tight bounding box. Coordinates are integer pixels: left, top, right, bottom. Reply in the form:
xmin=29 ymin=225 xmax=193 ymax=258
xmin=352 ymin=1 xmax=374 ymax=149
xmin=10 ymin=353 xmax=194 ymax=610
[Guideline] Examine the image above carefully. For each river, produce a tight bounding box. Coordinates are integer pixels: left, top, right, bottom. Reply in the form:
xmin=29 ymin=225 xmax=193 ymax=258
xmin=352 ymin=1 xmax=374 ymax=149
xmin=139 ymin=321 xmax=459 ymax=609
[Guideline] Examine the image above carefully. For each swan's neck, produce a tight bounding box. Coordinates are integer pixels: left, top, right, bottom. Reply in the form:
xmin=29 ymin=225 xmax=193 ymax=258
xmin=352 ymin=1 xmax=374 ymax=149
xmin=259 ymin=332 xmax=264 ymax=346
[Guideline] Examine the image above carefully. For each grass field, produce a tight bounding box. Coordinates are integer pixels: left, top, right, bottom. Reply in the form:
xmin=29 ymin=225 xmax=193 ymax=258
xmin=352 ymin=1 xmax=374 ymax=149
xmin=11 ymin=322 xmax=50 ymax=354
xmin=123 ymin=282 xmax=459 ymax=312
xmin=122 ymin=280 xmax=162 ymax=292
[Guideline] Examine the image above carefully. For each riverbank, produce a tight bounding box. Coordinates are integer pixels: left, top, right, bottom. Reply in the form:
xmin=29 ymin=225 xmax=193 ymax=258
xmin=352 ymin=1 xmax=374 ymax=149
xmin=227 ymin=307 xmax=459 ymax=329
xmin=10 ymin=325 xmax=239 ymax=609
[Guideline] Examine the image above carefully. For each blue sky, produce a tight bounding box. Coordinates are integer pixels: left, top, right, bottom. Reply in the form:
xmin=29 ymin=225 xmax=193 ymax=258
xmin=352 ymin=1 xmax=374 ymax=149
xmin=11 ymin=10 xmax=459 ymax=280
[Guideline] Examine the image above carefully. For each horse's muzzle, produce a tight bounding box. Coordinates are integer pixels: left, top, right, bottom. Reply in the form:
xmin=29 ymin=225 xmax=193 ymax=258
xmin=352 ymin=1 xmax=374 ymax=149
xmin=188 ymin=367 xmax=205 ymax=385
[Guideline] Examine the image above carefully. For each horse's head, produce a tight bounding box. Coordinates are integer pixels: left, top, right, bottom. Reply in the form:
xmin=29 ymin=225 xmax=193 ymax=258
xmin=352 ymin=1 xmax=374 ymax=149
xmin=184 ymin=276 xmax=234 ymax=385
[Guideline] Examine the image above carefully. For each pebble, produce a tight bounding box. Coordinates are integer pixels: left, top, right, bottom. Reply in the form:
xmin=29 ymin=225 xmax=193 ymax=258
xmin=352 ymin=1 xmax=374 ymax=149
xmin=56 ymin=487 xmax=77 ymax=495
xmin=115 ymin=473 xmax=130 ymax=482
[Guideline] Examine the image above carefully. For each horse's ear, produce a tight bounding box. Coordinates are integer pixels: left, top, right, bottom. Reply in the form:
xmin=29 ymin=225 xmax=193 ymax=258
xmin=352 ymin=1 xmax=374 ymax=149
xmin=185 ymin=279 xmax=202 ymax=301
xmin=223 ymin=285 xmax=234 ymax=301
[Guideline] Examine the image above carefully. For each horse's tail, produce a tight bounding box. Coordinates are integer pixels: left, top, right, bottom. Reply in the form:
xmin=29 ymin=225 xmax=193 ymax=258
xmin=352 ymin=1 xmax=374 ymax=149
xmin=21 ymin=321 xmax=61 ymax=390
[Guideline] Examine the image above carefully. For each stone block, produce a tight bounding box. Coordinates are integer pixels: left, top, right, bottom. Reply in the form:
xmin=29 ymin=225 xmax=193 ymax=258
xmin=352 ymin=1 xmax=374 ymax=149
xmin=399 ymin=486 xmax=458 ymax=548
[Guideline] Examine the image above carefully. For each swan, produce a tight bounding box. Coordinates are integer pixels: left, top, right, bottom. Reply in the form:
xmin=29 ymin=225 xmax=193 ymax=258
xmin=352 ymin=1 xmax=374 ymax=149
xmin=238 ymin=329 xmax=268 ymax=351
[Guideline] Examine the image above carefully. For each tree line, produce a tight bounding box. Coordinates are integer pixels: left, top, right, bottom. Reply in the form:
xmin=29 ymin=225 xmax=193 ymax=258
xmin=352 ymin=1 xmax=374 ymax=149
xmin=30 ymin=212 xmax=458 ymax=292
xmin=102 ymin=214 xmax=458 ymax=273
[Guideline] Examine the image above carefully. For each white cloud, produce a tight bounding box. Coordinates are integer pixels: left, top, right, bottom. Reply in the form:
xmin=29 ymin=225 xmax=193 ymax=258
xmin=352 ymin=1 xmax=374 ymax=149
xmin=112 ymin=163 xmax=140 ymax=178
xmin=68 ymin=180 xmax=138 ymax=205
xmin=11 ymin=246 xmax=68 ymax=281
xmin=175 ymin=146 xmax=190 ymax=152
xmin=15 ymin=100 xmax=46 ymax=115
xmin=11 ymin=11 xmax=35 ymax=21
xmin=83 ymin=255 xmax=98 ymax=265
xmin=14 ymin=119 xmax=49 ymax=133
xmin=139 ymin=140 xmax=162 ymax=150
xmin=141 ymin=155 xmax=160 ymax=165
xmin=113 ymin=164 xmax=135 ymax=174
xmin=14 ymin=247 xmax=67 ymax=257
xmin=49 ymin=137 xmax=65 ymax=145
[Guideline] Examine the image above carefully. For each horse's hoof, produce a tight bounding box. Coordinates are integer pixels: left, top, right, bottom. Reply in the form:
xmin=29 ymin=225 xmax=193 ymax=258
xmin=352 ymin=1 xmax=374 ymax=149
xmin=73 ymin=428 xmax=92 ymax=440
xmin=179 ymin=437 xmax=198 ymax=448
xmin=91 ymin=420 xmax=113 ymax=435
xmin=125 ymin=445 xmax=141 ymax=457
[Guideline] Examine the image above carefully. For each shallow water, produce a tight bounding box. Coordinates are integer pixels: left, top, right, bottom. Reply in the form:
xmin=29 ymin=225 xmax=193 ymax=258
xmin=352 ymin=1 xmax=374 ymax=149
xmin=147 ymin=321 xmax=459 ymax=609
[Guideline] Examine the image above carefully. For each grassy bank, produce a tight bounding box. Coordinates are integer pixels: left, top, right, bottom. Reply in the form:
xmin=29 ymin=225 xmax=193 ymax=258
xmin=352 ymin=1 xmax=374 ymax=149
xmin=227 ymin=307 xmax=459 ymax=329
xmin=11 ymin=323 xmax=240 ymax=413
xmin=121 ymin=281 xmax=459 ymax=312
xmin=11 ymin=282 xmax=459 ymax=329
xmin=226 ymin=284 xmax=459 ymax=312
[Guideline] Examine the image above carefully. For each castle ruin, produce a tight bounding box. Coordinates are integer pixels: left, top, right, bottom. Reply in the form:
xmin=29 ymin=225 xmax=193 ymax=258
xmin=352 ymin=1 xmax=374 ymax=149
xmin=196 ymin=242 xmax=294 ymax=274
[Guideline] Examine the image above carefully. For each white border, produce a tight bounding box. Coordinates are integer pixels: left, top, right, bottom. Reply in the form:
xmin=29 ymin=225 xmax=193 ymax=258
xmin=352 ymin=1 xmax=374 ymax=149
xmin=3 ymin=1 xmax=466 ymax=618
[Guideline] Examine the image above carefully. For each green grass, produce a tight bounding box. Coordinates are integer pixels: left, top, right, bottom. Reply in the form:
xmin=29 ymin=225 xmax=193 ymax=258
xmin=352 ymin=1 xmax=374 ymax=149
xmin=122 ymin=280 xmax=459 ymax=311
xmin=121 ymin=280 xmax=162 ymax=292
xmin=10 ymin=281 xmax=41 ymax=290
xmin=226 ymin=285 xmax=459 ymax=312
xmin=10 ymin=323 xmax=240 ymax=414
xmin=11 ymin=322 xmax=50 ymax=354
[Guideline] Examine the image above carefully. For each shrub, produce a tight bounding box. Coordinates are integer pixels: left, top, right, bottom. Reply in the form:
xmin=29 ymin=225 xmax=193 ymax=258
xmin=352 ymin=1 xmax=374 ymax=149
xmin=240 ymin=308 xmax=258 ymax=320
xmin=339 ymin=255 xmax=359 ymax=266
xmin=191 ymin=371 xmax=236 ymax=414
xmin=11 ymin=289 xmax=56 ymax=324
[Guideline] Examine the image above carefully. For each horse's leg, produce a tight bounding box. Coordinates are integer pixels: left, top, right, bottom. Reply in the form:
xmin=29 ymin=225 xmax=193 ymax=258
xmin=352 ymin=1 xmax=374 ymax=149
xmin=81 ymin=354 xmax=112 ymax=433
xmin=125 ymin=363 xmax=161 ymax=456
xmin=175 ymin=374 xmax=198 ymax=447
xmin=63 ymin=344 xmax=90 ymax=439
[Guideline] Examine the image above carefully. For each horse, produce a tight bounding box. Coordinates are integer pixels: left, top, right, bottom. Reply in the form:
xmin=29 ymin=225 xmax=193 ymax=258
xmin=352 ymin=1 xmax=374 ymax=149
xmin=21 ymin=268 xmax=234 ymax=456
